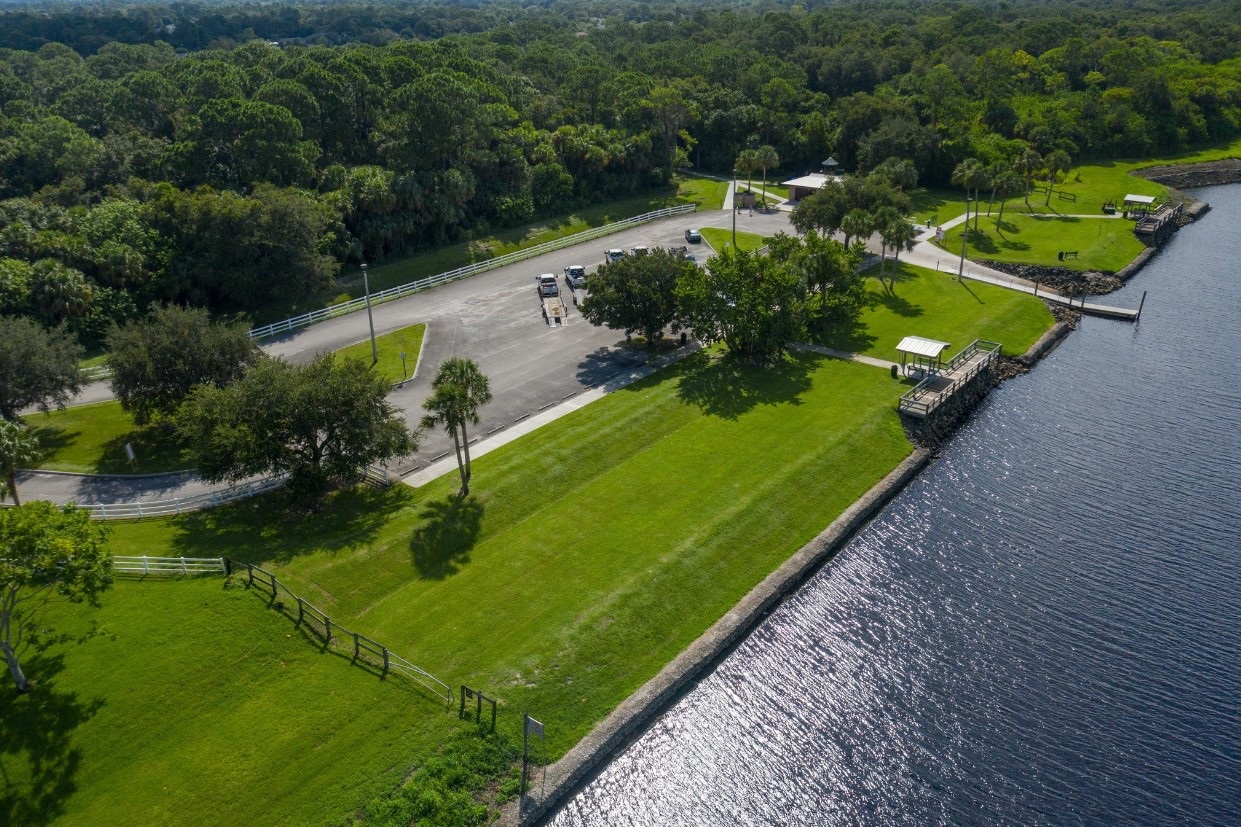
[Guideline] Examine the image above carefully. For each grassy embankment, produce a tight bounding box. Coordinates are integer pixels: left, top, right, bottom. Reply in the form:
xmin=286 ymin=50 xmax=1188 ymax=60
xmin=24 ymin=323 xmax=426 ymax=473
xmin=329 ymin=174 xmax=729 ymax=303
xmin=817 ymin=262 xmax=1055 ymax=359
xmin=699 ymin=227 xmax=768 ymax=253
xmin=2 ymin=273 xmax=1055 ymax=824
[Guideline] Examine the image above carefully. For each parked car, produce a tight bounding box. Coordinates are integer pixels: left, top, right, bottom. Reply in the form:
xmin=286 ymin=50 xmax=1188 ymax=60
xmin=564 ymin=265 xmax=587 ymax=289
xmin=604 ymin=248 xmax=625 ymax=263
xmin=536 ymin=273 xmax=560 ymax=298
xmin=685 ymin=228 xmax=702 ymax=243
xmin=631 ymin=245 xmax=649 ymax=256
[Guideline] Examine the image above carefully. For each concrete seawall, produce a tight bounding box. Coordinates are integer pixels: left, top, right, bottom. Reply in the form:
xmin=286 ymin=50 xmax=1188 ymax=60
xmin=500 ymin=447 xmax=933 ymax=826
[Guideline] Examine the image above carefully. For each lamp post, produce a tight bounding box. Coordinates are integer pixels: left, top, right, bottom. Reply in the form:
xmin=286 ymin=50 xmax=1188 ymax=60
xmin=957 ymin=197 xmax=970 ymax=282
xmin=361 ymin=262 xmax=378 ymax=364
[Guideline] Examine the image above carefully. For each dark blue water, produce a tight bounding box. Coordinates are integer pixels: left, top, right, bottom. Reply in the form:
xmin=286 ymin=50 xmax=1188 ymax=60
xmin=550 ymin=185 xmax=1241 ymax=826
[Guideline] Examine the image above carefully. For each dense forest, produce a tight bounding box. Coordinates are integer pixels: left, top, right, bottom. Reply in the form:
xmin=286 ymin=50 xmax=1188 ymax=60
xmin=1 ymin=0 xmax=1239 ymax=342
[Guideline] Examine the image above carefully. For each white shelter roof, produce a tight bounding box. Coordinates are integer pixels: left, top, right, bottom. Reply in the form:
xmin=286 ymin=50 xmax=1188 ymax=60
xmin=781 ymin=173 xmax=838 ymax=190
xmin=896 ymin=336 xmax=951 ymax=359
xmin=1123 ymin=194 xmax=1156 ymax=205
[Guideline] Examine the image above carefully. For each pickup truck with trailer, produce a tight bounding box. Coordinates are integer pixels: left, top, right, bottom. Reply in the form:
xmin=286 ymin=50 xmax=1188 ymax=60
xmin=536 ymin=273 xmax=567 ymax=324
xmin=564 ymin=265 xmax=587 ymax=290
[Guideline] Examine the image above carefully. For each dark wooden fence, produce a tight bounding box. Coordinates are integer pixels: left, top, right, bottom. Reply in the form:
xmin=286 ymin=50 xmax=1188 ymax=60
xmin=226 ymin=558 xmax=452 ymax=705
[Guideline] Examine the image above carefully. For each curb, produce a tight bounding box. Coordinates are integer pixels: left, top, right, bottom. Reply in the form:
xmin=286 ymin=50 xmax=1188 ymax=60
xmin=500 ymin=448 xmax=933 ymax=826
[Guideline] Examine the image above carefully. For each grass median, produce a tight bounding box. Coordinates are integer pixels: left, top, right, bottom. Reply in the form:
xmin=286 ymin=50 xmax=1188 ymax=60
xmin=23 ymin=400 xmax=190 ymax=474
xmin=19 ymin=350 xmax=911 ymax=824
xmin=700 ymin=227 xmax=768 ymax=252
xmin=330 ymin=322 xmax=426 ymax=384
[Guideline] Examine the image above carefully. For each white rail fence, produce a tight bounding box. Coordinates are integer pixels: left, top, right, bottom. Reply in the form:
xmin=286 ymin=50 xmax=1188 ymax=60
xmin=79 ymin=476 xmax=285 ymax=520
xmin=249 ymin=204 xmax=698 ymax=340
xmin=113 ymin=556 xmax=225 ymax=575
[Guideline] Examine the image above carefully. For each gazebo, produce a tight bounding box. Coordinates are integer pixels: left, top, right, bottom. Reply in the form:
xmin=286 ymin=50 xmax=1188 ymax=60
xmin=896 ymin=335 xmax=951 ymax=377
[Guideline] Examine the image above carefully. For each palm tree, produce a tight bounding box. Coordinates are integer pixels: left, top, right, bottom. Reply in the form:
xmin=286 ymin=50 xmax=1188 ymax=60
xmin=735 ymin=148 xmax=760 ymax=203
xmin=0 ymin=420 xmax=41 ymax=507
xmin=1015 ymin=147 xmax=1043 ymax=208
xmin=1044 ymin=149 xmax=1073 ymax=206
xmin=951 ymin=158 xmax=983 ymax=231
xmin=879 ymin=214 xmax=918 ymax=292
xmin=871 ymin=206 xmax=900 ymax=289
xmin=754 ymin=145 xmax=779 ymax=207
xmin=840 ymin=208 xmax=872 ymax=250
xmin=420 ymin=358 xmax=492 ymax=497
xmin=991 ymin=170 xmax=1023 ymax=226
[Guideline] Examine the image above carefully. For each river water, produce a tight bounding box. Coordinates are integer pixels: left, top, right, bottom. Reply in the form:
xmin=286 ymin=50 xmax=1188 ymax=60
xmin=549 ymin=185 xmax=1241 ymax=826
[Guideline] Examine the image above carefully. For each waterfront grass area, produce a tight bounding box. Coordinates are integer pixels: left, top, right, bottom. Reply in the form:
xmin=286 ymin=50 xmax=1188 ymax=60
xmin=910 ymin=188 xmax=971 ymax=226
xmin=330 ymin=322 xmax=426 ymax=384
xmin=0 ymin=577 xmax=459 ymax=827
xmin=24 ymin=400 xmax=190 ymax=474
xmin=330 ymin=175 xmax=724 ymax=301
xmin=700 ymin=227 xmax=768 ymax=252
xmin=68 ymin=351 xmax=912 ymax=825
xmin=937 ymin=213 xmax=1145 ymax=273
xmin=817 ymin=262 xmax=1054 ymax=358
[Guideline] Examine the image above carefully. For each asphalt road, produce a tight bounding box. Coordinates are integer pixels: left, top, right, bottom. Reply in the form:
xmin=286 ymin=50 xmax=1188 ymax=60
xmin=18 ymin=206 xmax=798 ymax=503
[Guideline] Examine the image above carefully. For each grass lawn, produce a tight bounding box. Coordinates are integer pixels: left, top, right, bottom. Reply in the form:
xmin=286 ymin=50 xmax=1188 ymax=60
xmin=78 ymin=352 xmax=109 ymax=370
xmin=910 ymin=187 xmax=971 ymax=226
xmin=0 ymin=577 xmax=463 ymax=827
xmin=330 ymin=322 xmax=426 ymax=385
xmin=37 ymin=350 xmax=915 ymax=825
xmin=23 ymin=400 xmax=190 ymax=474
xmin=329 ymin=175 xmax=725 ymax=303
xmin=817 ymin=261 xmax=1054 ymax=359
xmin=936 ymin=213 xmax=1145 ymax=273
xmin=700 ymin=227 xmax=768 ymax=253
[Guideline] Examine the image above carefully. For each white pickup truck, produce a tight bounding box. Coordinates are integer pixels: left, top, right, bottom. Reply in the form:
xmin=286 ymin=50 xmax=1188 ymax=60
xmin=564 ymin=265 xmax=587 ymax=289
xmin=536 ymin=273 xmax=566 ymax=323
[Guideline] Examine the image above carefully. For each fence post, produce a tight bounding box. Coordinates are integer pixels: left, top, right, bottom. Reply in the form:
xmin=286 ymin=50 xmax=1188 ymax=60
xmin=352 ymin=632 xmax=361 ymax=660
xmin=224 ymin=558 xmax=232 ymax=576
xmin=324 ymin=617 xmax=332 ymax=642
xmin=181 ymin=556 xmax=188 ymax=574
xmin=382 ymin=647 xmax=389 ymax=675
xmin=247 ymin=563 xmax=254 ymax=586
xmin=459 ymin=686 xmax=466 ymax=719
xmin=143 ymin=556 xmax=149 ymax=574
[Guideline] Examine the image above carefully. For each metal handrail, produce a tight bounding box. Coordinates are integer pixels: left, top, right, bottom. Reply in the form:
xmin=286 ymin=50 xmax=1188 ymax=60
xmin=249 ymin=204 xmax=697 ymax=340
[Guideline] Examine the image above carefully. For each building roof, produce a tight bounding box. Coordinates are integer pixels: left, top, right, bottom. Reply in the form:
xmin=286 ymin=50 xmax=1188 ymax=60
xmin=1123 ymin=194 xmax=1156 ymax=205
xmin=896 ymin=336 xmax=951 ymax=359
xmin=780 ymin=172 xmax=838 ymax=190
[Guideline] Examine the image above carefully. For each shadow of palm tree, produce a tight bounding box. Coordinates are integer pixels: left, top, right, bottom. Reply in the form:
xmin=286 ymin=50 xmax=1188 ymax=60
xmin=409 ymin=495 xmax=484 ymax=579
xmin=675 ymin=350 xmax=814 ymax=420
xmin=0 ymin=653 xmax=103 ymax=826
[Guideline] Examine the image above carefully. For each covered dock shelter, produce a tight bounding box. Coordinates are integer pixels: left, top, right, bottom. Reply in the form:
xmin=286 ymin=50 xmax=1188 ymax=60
xmin=1123 ymin=193 xmax=1156 ymax=217
xmin=896 ymin=335 xmax=951 ymax=377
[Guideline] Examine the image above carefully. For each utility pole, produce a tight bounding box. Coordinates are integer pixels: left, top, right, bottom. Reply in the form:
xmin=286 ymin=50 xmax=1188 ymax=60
xmin=957 ymin=198 xmax=970 ymax=282
xmin=732 ymin=171 xmax=737 ymax=249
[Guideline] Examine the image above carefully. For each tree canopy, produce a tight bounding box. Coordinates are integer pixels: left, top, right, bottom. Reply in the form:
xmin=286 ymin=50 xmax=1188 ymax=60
xmin=579 ymin=248 xmax=694 ymax=345
xmin=0 ymin=315 xmax=82 ymax=420
xmin=177 ymin=353 xmax=419 ymax=498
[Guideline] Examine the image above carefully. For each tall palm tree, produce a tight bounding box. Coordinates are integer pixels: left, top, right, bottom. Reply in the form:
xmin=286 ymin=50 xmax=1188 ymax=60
xmin=1044 ymin=149 xmax=1073 ymax=206
xmin=420 ymin=358 xmax=492 ymax=497
xmin=735 ymin=148 xmax=760 ymax=202
xmin=951 ymin=158 xmax=983 ymax=231
xmin=871 ymin=206 xmax=900 ymax=289
xmin=754 ymin=145 xmax=779 ymax=207
xmin=0 ymin=420 xmax=41 ymax=507
xmin=1015 ymin=147 xmax=1044 ymax=208
xmin=840 ymin=208 xmax=872 ymax=250
xmin=992 ymin=170 xmax=1023 ymax=226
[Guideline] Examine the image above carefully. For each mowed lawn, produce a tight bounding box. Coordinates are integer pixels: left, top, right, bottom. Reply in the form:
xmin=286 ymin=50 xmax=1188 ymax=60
xmin=23 ymin=400 xmax=190 ymax=474
xmin=0 ymin=577 xmax=457 ymax=827
xmin=817 ymin=262 xmax=1054 ymax=358
xmin=938 ymin=213 xmax=1146 ymax=273
xmin=5 ymin=263 xmax=1054 ymax=823
xmin=700 ymin=227 xmax=767 ymax=252
xmin=329 ymin=322 xmax=426 ymax=384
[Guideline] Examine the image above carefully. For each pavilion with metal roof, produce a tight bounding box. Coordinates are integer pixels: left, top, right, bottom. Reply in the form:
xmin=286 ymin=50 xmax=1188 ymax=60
xmin=896 ymin=335 xmax=951 ymax=376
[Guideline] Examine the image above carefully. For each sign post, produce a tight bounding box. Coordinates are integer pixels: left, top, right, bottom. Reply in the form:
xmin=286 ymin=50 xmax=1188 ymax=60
xmin=124 ymin=442 xmax=136 ymax=469
xmin=399 ymin=350 xmax=407 ymax=380
xmin=522 ymin=714 xmax=544 ymax=797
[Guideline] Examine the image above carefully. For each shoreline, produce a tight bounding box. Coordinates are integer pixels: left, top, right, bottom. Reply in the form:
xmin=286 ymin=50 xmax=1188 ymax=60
xmin=502 ymin=321 xmax=1068 ymax=826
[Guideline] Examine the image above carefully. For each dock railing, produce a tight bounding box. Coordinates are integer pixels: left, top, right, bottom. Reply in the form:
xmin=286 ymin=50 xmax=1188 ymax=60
xmin=898 ymin=339 xmax=1001 ymax=417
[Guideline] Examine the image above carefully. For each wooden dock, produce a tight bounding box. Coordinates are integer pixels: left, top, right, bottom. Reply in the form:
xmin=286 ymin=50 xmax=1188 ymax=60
xmin=898 ymin=340 xmax=1001 ymax=418
xmin=1134 ymin=202 xmax=1183 ymax=246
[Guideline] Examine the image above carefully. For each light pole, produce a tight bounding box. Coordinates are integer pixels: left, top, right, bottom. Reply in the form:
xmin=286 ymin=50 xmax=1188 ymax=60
xmin=731 ymin=169 xmax=737 ymax=249
xmin=957 ymin=197 xmax=970 ymax=282
xmin=361 ymin=262 xmax=378 ymax=364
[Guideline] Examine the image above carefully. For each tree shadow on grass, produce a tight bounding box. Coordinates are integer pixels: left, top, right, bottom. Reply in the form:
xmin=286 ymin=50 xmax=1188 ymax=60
xmin=168 ymin=485 xmax=403 ymax=566
xmin=675 ymin=350 xmax=814 ymax=420
xmin=810 ymin=314 xmax=877 ymax=353
xmin=573 ymin=343 xmax=651 ymax=388
xmin=409 ymin=494 xmax=484 ymax=580
xmin=0 ymin=652 xmax=103 ymax=827
xmin=874 ymin=289 xmax=922 ymax=317
xmin=27 ymin=425 xmax=76 ymax=461
xmin=93 ymin=423 xmax=190 ymax=475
